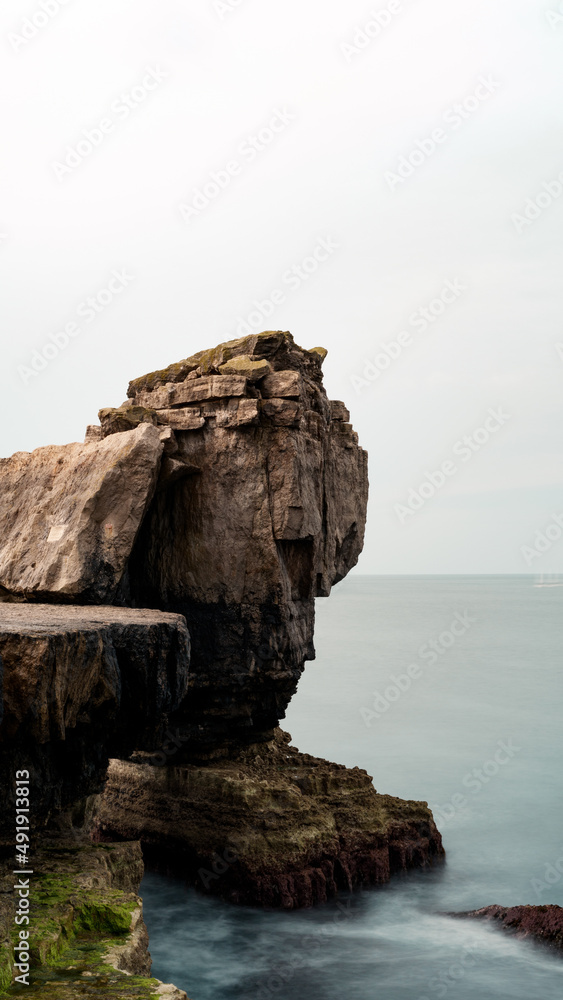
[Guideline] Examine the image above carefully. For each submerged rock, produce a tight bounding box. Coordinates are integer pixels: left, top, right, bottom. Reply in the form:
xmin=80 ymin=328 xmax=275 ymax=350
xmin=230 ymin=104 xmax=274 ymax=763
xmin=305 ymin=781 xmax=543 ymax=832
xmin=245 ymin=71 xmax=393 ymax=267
xmin=453 ymin=904 xmax=563 ymax=954
xmin=93 ymin=730 xmax=444 ymax=909
xmin=0 ymin=604 xmax=189 ymax=845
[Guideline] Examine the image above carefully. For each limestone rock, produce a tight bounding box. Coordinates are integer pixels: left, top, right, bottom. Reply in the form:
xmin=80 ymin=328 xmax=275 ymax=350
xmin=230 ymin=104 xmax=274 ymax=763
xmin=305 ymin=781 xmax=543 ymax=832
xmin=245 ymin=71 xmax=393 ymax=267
xmin=84 ymin=424 xmax=102 ymax=443
xmin=0 ymin=423 xmax=163 ymax=603
xmin=218 ymin=355 xmax=272 ymax=380
xmin=94 ymin=731 xmax=444 ymax=909
xmin=260 ymin=370 xmax=303 ymax=399
xmin=260 ymin=398 xmax=302 ymax=425
xmin=126 ymin=330 xmax=326 ymax=397
xmin=99 ymin=405 xmax=158 ymax=437
xmin=118 ymin=331 xmax=368 ymax=746
xmin=0 ymin=604 xmax=189 ymax=843
xmin=169 ymin=374 xmax=248 ymax=406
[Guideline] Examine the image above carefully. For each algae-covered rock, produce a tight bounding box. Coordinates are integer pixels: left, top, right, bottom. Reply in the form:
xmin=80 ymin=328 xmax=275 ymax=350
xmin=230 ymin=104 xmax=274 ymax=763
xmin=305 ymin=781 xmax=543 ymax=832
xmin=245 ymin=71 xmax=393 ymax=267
xmin=0 ymin=842 xmax=189 ymax=997
xmin=218 ymin=355 xmax=272 ymax=380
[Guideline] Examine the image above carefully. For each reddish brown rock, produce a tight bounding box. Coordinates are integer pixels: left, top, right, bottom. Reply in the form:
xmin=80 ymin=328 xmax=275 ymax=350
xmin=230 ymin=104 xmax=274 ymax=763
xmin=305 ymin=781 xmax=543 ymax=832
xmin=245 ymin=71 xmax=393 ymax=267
xmin=454 ymin=904 xmax=563 ymax=953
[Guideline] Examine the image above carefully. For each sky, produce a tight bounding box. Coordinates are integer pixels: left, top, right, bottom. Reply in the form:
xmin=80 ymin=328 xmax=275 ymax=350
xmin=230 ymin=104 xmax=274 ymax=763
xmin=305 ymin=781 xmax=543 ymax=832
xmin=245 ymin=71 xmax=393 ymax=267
xmin=1 ymin=0 xmax=562 ymax=574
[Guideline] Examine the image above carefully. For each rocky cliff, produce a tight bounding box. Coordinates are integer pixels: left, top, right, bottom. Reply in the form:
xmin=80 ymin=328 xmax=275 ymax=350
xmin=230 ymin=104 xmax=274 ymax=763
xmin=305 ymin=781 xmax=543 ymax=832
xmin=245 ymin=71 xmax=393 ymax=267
xmin=0 ymin=331 xmax=443 ymax=951
xmin=111 ymin=330 xmax=369 ymax=746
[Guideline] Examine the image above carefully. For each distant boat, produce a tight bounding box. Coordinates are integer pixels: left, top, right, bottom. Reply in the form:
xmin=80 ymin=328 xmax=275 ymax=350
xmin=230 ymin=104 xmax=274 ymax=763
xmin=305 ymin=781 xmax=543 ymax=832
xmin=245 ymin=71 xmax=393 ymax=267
xmin=534 ymin=573 xmax=563 ymax=587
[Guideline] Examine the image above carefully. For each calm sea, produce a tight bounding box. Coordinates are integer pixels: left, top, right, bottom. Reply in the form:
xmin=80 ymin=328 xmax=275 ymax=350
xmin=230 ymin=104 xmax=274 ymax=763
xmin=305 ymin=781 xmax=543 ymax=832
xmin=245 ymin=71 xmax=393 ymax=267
xmin=141 ymin=575 xmax=563 ymax=999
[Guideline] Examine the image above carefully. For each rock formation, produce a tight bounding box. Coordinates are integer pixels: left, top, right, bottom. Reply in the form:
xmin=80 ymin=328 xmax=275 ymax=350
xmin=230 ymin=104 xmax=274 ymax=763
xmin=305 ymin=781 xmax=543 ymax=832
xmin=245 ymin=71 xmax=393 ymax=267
xmin=0 ymin=605 xmax=189 ymax=845
xmin=94 ymin=730 xmax=444 ymax=909
xmin=0 ymin=327 xmax=444 ymax=992
xmin=111 ymin=330 xmax=369 ymax=746
xmin=453 ymin=904 xmax=563 ymax=954
xmin=0 ymin=423 xmax=163 ymax=604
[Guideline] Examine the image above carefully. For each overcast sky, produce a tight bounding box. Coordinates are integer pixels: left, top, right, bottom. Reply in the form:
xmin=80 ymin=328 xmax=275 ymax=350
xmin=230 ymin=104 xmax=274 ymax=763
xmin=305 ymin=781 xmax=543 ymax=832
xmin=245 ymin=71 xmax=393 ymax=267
xmin=1 ymin=0 xmax=562 ymax=574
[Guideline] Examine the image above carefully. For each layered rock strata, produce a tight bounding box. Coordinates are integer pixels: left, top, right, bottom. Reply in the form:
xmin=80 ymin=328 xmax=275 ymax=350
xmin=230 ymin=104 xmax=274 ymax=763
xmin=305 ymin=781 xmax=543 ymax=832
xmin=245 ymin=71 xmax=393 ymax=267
xmin=0 ymin=841 xmax=188 ymax=997
xmin=93 ymin=730 xmax=445 ymax=909
xmin=0 ymin=605 xmax=189 ymax=845
xmin=103 ymin=331 xmax=369 ymax=746
xmin=454 ymin=904 xmax=563 ymax=954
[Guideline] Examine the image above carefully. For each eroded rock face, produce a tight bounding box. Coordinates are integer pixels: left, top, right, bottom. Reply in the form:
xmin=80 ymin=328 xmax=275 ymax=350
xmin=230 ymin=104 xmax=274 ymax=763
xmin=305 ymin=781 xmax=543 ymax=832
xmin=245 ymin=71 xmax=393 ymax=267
xmin=100 ymin=331 xmax=368 ymax=745
xmin=454 ymin=904 xmax=563 ymax=954
xmin=93 ymin=730 xmax=444 ymax=909
xmin=0 ymin=423 xmax=163 ymax=604
xmin=0 ymin=604 xmax=189 ymax=844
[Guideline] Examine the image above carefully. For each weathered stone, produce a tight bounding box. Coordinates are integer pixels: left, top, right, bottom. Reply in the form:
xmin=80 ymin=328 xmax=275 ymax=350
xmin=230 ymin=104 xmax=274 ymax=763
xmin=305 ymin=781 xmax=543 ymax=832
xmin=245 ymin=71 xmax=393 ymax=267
xmin=157 ymin=408 xmax=205 ymax=431
xmin=99 ymin=405 xmax=158 ymax=437
xmin=127 ymin=331 xmax=326 ymax=397
xmin=260 ymin=398 xmax=302 ymax=426
xmin=84 ymin=424 xmax=102 ymax=443
xmin=260 ymin=370 xmax=303 ymax=399
xmin=0 ymin=423 xmax=163 ymax=603
xmin=205 ymin=398 xmax=260 ymax=428
xmin=330 ymin=400 xmax=350 ymax=421
xmin=169 ymin=374 xmax=247 ymax=406
xmin=95 ymin=731 xmax=444 ymax=909
xmin=159 ymin=426 xmax=179 ymax=454
xmin=157 ymin=456 xmax=201 ymax=491
xmin=218 ymin=355 xmax=272 ymax=381
xmin=119 ymin=333 xmax=368 ymax=746
xmin=0 ymin=603 xmax=189 ymax=842
xmin=453 ymin=905 xmax=563 ymax=954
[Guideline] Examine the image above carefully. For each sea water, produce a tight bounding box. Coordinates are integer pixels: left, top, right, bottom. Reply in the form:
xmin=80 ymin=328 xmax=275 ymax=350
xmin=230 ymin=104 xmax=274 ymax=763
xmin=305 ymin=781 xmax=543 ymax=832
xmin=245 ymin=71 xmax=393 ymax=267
xmin=141 ymin=575 xmax=563 ymax=999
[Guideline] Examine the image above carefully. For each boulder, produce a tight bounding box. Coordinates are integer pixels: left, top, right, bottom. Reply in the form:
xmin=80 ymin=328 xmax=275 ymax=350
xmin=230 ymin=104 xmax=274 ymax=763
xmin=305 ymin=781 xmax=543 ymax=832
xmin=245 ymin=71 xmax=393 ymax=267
xmin=0 ymin=423 xmax=163 ymax=604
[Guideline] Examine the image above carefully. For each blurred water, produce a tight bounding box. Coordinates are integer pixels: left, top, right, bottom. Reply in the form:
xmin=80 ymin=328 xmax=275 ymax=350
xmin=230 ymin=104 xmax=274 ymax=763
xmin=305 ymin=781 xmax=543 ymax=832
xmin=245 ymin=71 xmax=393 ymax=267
xmin=141 ymin=575 xmax=563 ymax=999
